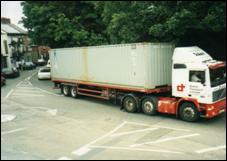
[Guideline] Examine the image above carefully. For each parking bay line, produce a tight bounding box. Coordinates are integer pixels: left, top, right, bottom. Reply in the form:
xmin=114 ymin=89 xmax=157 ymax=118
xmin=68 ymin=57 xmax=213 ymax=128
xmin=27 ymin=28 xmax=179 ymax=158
xmin=58 ymin=156 xmax=72 ymax=160
xmin=130 ymin=133 xmax=200 ymax=147
xmin=126 ymin=121 xmax=191 ymax=132
xmin=11 ymin=93 xmax=45 ymax=97
xmin=89 ymin=145 xmax=183 ymax=155
xmin=195 ymin=145 xmax=226 ymax=154
xmin=35 ymin=87 xmax=60 ymax=97
xmin=5 ymin=89 xmax=14 ymax=99
xmin=13 ymin=90 xmax=43 ymax=94
xmin=71 ymin=122 xmax=127 ymax=156
xmin=16 ymin=81 xmax=23 ymax=87
xmin=16 ymin=87 xmax=38 ymax=90
xmin=110 ymin=127 xmax=159 ymax=137
xmin=1 ymin=128 xmax=26 ymax=136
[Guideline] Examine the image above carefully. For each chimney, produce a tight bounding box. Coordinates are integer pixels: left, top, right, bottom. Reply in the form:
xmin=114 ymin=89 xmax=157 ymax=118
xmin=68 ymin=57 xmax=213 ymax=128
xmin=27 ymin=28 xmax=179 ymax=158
xmin=1 ymin=17 xmax=11 ymax=24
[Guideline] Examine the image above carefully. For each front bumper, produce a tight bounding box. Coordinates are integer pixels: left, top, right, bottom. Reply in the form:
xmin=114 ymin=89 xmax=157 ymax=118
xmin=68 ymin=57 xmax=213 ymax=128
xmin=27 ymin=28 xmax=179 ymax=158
xmin=200 ymin=99 xmax=226 ymax=118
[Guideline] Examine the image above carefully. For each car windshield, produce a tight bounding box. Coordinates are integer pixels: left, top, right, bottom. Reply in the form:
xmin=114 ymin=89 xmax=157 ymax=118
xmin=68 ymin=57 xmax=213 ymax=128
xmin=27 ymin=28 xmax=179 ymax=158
xmin=210 ymin=66 xmax=226 ymax=87
xmin=41 ymin=68 xmax=50 ymax=72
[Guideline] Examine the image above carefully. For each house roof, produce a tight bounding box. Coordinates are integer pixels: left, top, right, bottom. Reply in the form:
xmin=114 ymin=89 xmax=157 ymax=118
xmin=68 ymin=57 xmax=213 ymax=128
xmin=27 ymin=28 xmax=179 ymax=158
xmin=1 ymin=23 xmax=27 ymax=35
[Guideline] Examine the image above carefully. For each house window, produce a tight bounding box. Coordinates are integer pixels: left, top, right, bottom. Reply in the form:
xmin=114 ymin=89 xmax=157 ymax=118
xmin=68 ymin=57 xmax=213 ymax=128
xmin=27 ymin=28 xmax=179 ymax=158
xmin=4 ymin=40 xmax=8 ymax=54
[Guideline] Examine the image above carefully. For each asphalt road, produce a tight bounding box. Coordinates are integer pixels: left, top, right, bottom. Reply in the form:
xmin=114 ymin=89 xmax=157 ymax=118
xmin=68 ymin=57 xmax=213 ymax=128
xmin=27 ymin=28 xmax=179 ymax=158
xmin=1 ymin=68 xmax=226 ymax=160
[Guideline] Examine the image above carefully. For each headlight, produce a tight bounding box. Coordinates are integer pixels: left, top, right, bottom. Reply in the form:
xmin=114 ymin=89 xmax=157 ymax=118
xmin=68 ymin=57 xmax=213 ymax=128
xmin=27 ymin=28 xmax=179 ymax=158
xmin=207 ymin=106 xmax=215 ymax=111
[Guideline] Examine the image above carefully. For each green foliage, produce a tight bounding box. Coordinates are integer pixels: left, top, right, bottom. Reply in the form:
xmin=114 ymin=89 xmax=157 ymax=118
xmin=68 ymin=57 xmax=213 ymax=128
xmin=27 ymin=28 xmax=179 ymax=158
xmin=21 ymin=1 xmax=226 ymax=58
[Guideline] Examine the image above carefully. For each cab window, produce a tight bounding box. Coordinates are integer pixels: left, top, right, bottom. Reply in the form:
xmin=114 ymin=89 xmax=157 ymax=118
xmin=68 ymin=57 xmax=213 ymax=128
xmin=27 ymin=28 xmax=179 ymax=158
xmin=189 ymin=71 xmax=205 ymax=84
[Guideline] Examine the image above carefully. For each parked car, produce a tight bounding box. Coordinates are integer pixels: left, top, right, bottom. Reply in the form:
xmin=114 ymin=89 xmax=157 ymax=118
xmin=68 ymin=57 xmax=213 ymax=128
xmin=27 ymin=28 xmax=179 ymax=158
xmin=1 ymin=75 xmax=6 ymax=86
xmin=38 ymin=67 xmax=51 ymax=80
xmin=1 ymin=67 xmax=20 ymax=78
xmin=36 ymin=59 xmax=46 ymax=66
xmin=23 ymin=61 xmax=36 ymax=70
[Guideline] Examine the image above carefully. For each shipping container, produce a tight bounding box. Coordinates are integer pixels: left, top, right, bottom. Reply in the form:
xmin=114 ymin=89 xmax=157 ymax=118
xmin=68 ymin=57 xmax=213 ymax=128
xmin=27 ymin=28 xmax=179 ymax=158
xmin=50 ymin=43 xmax=174 ymax=91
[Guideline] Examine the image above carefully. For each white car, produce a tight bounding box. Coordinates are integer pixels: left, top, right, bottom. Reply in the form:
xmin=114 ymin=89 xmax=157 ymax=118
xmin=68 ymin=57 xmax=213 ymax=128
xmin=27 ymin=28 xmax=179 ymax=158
xmin=38 ymin=67 xmax=51 ymax=80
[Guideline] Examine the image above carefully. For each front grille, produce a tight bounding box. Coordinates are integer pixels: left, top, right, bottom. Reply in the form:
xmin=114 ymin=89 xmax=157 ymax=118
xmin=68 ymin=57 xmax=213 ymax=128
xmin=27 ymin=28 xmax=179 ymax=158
xmin=213 ymin=88 xmax=226 ymax=102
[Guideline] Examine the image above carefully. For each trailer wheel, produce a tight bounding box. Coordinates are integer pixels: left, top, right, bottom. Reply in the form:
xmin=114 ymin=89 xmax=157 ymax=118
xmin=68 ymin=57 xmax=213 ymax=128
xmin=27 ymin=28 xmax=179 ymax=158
xmin=141 ymin=97 xmax=157 ymax=115
xmin=179 ymin=102 xmax=199 ymax=122
xmin=62 ymin=85 xmax=70 ymax=96
xmin=70 ymin=86 xmax=78 ymax=98
xmin=123 ymin=96 xmax=138 ymax=113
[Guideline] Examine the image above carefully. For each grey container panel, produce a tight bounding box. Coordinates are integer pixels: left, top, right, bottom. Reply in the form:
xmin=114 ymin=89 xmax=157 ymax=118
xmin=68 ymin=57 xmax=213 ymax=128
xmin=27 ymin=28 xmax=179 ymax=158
xmin=51 ymin=43 xmax=174 ymax=90
xmin=51 ymin=49 xmax=84 ymax=81
xmin=146 ymin=44 xmax=174 ymax=88
xmin=82 ymin=44 xmax=147 ymax=87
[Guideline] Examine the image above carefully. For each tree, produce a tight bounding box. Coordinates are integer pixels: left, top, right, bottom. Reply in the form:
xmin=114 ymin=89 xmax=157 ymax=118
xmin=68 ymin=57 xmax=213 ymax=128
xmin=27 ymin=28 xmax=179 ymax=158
xmin=21 ymin=1 xmax=226 ymax=59
xmin=21 ymin=1 xmax=107 ymax=48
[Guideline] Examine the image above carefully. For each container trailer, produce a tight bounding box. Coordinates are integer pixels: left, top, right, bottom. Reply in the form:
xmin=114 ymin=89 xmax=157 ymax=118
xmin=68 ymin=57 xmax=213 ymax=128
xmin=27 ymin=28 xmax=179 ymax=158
xmin=50 ymin=43 xmax=226 ymax=122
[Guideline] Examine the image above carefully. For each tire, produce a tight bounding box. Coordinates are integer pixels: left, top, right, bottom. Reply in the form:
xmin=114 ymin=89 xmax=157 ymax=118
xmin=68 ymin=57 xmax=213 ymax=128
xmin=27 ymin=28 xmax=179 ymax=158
xmin=123 ymin=96 xmax=138 ymax=113
xmin=62 ymin=85 xmax=70 ymax=96
xmin=141 ymin=97 xmax=157 ymax=115
xmin=70 ymin=86 xmax=78 ymax=98
xmin=179 ymin=102 xmax=199 ymax=122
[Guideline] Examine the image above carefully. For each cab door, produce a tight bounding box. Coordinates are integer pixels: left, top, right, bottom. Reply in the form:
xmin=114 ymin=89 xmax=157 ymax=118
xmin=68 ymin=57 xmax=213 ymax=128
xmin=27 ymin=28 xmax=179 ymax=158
xmin=188 ymin=70 xmax=208 ymax=103
xmin=172 ymin=63 xmax=189 ymax=98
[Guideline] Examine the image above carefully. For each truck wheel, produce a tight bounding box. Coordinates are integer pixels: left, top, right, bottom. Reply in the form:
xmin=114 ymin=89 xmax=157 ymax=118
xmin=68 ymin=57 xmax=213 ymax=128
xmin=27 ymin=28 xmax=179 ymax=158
xmin=123 ymin=96 xmax=138 ymax=113
xmin=141 ymin=97 xmax=157 ymax=115
xmin=62 ymin=85 xmax=70 ymax=96
xmin=70 ymin=86 xmax=78 ymax=98
xmin=179 ymin=102 xmax=199 ymax=122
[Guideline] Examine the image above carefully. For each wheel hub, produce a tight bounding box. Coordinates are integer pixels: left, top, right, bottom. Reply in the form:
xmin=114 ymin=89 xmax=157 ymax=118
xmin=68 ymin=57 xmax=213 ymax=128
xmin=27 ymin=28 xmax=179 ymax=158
xmin=126 ymin=100 xmax=134 ymax=110
xmin=144 ymin=101 xmax=153 ymax=112
xmin=184 ymin=107 xmax=195 ymax=119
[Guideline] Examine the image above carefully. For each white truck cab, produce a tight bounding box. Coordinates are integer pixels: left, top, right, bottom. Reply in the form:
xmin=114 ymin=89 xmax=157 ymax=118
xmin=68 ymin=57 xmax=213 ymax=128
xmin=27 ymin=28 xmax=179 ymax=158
xmin=172 ymin=46 xmax=226 ymax=105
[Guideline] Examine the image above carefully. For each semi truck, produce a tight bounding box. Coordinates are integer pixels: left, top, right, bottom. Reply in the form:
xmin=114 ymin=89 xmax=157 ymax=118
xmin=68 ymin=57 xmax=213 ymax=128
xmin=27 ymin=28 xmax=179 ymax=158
xmin=50 ymin=43 xmax=226 ymax=122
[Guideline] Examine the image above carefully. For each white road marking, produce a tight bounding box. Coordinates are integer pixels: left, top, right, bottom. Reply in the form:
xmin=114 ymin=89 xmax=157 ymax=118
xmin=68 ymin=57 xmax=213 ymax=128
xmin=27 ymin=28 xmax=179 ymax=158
xmin=195 ymin=145 xmax=226 ymax=154
xmin=26 ymin=76 xmax=32 ymax=81
xmin=35 ymin=87 xmax=60 ymax=96
xmin=58 ymin=156 xmax=72 ymax=160
xmin=16 ymin=87 xmax=38 ymax=90
xmin=58 ymin=157 xmax=72 ymax=160
xmin=47 ymin=109 xmax=58 ymax=116
xmin=72 ymin=122 xmax=127 ymax=156
xmin=31 ymin=106 xmax=58 ymax=116
xmin=130 ymin=133 xmax=200 ymax=147
xmin=16 ymin=81 xmax=23 ymax=87
xmin=14 ymin=90 xmax=42 ymax=93
xmin=15 ymin=87 xmax=56 ymax=96
xmin=11 ymin=93 xmax=45 ymax=97
xmin=5 ymin=89 xmax=14 ymax=99
xmin=89 ymin=145 xmax=183 ymax=154
xmin=1 ymin=128 xmax=26 ymax=135
xmin=1 ymin=114 xmax=16 ymax=123
xmin=110 ymin=127 xmax=159 ymax=137
xmin=31 ymin=71 xmax=38 ymax=78
xmin=72 ymin=147 xmax=91 ymax=156
xmin=126 ymin=121 xmax=191 ymax=132
xmin=28 ymin=81 xmax=33 ymax=86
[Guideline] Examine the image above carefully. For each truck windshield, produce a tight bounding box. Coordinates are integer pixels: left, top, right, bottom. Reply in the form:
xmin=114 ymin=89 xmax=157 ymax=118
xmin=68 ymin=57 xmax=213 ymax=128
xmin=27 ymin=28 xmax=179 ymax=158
xmin=210 ymin=67 xmax=226 ymax=87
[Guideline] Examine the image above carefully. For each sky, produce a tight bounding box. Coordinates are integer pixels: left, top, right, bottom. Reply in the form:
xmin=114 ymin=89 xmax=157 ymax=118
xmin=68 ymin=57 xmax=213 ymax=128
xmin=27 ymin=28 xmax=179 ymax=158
xmin=1 ymin=1 xmax=26 ymax=30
